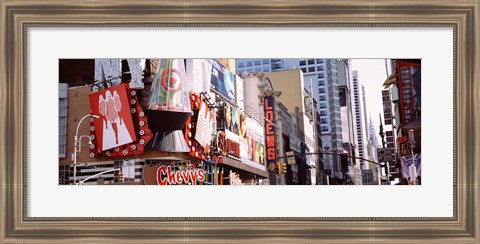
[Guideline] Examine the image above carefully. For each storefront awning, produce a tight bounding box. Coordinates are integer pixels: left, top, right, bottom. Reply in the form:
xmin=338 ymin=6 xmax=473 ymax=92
xmin=220 ymin=157 xmax=269 ymax=178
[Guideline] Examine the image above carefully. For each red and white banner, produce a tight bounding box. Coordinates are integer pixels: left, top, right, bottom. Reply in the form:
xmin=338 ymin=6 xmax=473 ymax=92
xmin=185 ymin=92 xmax=213 ymax=160
xmin=194 ymin=100 xmax=213 ymax=149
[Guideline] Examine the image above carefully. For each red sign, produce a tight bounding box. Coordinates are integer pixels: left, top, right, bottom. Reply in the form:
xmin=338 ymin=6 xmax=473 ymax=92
xmin=88 ymin=84 xmax=152 ymax=158
xmin=185 ymin=92 xmax=213 ymax=160
xmin=89 ymin=84 xmax=137 ymax=151
xmin=156 ymin=165 xmax=205 ymax=185
xmin=397 ymin=136 xmax=410 ymax=156
xmin=264 ymin=96 xmax=276 ymax=164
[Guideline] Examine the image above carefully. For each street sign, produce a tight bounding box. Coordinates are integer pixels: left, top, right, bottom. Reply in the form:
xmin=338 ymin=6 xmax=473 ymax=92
xmin=377 ymin=147 xmax=394 ymax=155
xmin=377 ymin=148 xmax=395 ymax=163
xmin=378 ymin=155 xmax=395 ymax=163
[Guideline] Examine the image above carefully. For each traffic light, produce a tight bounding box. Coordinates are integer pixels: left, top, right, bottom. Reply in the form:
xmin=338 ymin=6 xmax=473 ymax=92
xmin=278 ymin=162 xmax=287 ymax=174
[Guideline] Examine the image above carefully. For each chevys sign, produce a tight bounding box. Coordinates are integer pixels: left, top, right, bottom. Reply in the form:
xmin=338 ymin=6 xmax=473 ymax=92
xmin=142 ymin=162 xmax=206 ymax=185
xmin=157 ymin=165 xmax=205 ymax=185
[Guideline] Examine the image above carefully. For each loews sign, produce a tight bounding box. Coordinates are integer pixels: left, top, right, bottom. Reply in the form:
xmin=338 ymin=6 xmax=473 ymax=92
xmin=264 ymin=96 xmax=276 ymax=164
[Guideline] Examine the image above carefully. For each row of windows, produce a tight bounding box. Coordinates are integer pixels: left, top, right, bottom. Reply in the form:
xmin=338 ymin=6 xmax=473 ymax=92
xmin=238 ymin=66 xmax=271 ymax=73
xmin=300 ymin=66 xmax=326 ymax=74
xmin=237 ymin=59 xmax=269 ymax=68
xmin=299 ymin=59 xmax=325 ymax=66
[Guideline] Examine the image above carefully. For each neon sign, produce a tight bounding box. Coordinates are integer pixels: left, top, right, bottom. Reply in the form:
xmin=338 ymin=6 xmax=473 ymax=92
xmin=264 ymin=96 xmax=276 ymax=163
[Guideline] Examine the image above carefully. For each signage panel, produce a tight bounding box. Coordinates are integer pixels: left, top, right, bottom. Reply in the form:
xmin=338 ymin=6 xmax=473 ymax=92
xmin=264 ymin=96 xmax=277 ymax=164
xmin=89 ymin=83 xmax=137 ymax=151
xmin=209 ymin=59 xmax=236 ymax=104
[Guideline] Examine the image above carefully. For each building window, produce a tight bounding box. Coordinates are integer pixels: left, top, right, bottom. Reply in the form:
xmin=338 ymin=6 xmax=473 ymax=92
xmin=238 ymin=62 xmax=245 ymax=68
xmin=254 ymin=60 xmax=261 ymax=66
xmin=322 ymin=126 xmax=329 ymax=131
xmin=59 ymin=83 xmax=68 ymax=158
xmin=308 ymin=67 xmax=315 ymax=72
xmin=246 ymin=61 xmax=253 ymax=67
xmin=263 ymin=67 xmax=270 ymax=72
xmin=255 ymin=67 xmax=261 ymax=72
xmin=308 ymin=59 xmax=315 ymax=65
xmin=301 ymin=68 xmax=307 ymax=73
xmin=299 ymin=60 xmax=306 ymax=66
xmin=247 ymin=68 xmax=254 ymax=72
xmin=320 ymin=103 xmax=327 ymax=108
xmin=320 ymin=110 xmax=327 ymax=116
xmin=316 ymin=59 xmax=324 ymax=64
xmin=262 ymin=59 xmax=269 ymax=64
xmin=318 ymin=73 xmax=325 ymax=79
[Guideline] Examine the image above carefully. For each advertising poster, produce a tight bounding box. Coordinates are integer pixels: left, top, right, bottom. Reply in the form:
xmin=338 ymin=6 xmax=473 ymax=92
xmin=89 ymin=84 xmax=137 ymax=151
xmin=245 ymin=117 xmax=265 ymax=165
xmin=220 ymin=102 xmax=264 ymax=165
xmin=224 ymin=103 xmax=240 ymax=135
xmin=231 ymin=106 xmax=240 ymax=135
xmin=209 ymin=59 xmax=236 ymax=104
xmin=224 ymin=129 xmax=245 ymax=160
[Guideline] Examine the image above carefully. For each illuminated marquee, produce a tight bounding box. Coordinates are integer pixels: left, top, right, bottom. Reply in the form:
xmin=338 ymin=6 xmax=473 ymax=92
xmin=264 ymin=96 xmax=276 ymax=164
xmin=156 ymin=165 xmax=205 ymax=185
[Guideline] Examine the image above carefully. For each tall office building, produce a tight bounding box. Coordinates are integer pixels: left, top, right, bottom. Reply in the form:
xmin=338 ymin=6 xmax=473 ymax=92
xmin=236 ymin=58 xmax=344 ymax=183
xmin=352 ymin=71 xmax=365 ymax=169
xmin=336 ymin=60 xmax=361 ymax=184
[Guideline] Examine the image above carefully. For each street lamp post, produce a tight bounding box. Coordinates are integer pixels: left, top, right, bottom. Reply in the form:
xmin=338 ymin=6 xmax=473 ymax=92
xmin=77 ymin=168 xmax=121 ymax=185
xmin=73 ymin=114 xmax=99 ymax=184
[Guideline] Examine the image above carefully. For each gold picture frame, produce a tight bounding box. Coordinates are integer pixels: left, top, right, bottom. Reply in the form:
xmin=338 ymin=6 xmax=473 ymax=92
xmin=1 ymin=0 xmax=479 ymax=242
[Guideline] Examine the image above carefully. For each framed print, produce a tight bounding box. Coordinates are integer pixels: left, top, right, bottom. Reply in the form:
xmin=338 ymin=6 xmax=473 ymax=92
xmin=1 ymin=0 xmax=479 ymax=243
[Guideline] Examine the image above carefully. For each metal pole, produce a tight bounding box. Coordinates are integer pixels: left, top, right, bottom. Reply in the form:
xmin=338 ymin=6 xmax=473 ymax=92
xmin=409 ymin=129 xmax=417 ymax=185
xmin=73 ymin=135 xmax=78 ymax=184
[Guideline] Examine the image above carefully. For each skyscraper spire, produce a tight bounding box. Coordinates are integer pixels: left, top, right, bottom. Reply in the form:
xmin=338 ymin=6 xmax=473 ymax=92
xmin=368 ymin=116 xmax=378 ymax=147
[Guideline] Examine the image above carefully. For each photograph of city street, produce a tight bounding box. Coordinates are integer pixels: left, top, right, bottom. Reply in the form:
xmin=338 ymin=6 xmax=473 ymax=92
xmin=59 ymin=58 xmax=421 ymax=186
